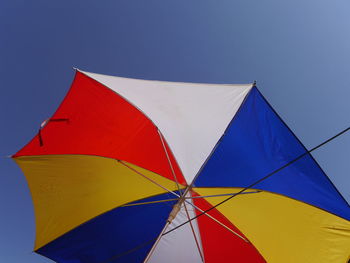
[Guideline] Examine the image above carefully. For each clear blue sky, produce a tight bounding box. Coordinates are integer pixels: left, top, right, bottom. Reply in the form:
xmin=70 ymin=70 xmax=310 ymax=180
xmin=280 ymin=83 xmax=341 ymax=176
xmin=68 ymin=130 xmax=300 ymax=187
xmin=1 ymin=0 xmax=349 ymax=262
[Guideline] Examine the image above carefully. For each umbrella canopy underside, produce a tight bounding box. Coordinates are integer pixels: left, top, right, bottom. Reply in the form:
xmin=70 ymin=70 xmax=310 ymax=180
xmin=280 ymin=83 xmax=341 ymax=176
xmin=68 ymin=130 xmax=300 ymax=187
xmin=13 ymin=70 xmax=350 ymax=263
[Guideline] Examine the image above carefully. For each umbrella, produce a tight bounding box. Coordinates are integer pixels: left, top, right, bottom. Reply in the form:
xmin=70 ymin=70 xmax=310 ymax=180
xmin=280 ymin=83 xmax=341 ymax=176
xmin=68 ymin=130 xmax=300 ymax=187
xmin=13 ymin=69 xmax=350 ymax=263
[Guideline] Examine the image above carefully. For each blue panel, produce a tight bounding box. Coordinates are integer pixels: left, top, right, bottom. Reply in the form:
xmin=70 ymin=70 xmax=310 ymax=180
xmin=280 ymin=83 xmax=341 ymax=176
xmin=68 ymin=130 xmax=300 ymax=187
xmin=37 ymin=192 xmax=178 ymax=263
xmin=195 ymin=88 xmax=350 ymax=220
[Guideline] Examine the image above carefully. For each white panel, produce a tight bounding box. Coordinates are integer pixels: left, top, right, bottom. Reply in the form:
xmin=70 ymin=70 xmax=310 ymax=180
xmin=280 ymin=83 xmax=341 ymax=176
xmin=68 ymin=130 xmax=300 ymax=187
xmin=147 ymin=199 xmax=204 ymax=263
xmin=81 ymin=70 xmax=252 ymax=183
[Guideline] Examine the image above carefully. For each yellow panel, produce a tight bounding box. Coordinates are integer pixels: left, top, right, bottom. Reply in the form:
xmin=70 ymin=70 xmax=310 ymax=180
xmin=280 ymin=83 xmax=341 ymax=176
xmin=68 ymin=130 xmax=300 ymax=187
xmin=194 ymin=188 xmax=350 ymax=263
xmin=15 ymin=155 xmax=183 ymax=250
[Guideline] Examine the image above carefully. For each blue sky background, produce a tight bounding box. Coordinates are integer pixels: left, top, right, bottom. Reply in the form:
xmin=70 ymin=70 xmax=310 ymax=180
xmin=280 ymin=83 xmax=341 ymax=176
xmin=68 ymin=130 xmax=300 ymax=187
xmin=1 ymin=0 xmax=349 ymax=262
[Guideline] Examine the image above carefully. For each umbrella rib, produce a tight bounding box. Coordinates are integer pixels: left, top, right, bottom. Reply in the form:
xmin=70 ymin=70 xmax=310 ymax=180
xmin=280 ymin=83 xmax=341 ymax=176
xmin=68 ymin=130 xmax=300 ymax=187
xmin=187 ymin=191 xmax=261 ymax=199
xmin=183 ymin=200 xmax=205 ymax=262
xmin=183 ymin=196 xmax=248 ymax=242
xmin=120 ymin=198 xmax=179 ymax=207
xmin=118 ymin=160 xmax=182 ymax=198
xmin=157 ymin=129 xmax=183 ymax=194
xmin=120 ymin=192 xmax=260 ymax=207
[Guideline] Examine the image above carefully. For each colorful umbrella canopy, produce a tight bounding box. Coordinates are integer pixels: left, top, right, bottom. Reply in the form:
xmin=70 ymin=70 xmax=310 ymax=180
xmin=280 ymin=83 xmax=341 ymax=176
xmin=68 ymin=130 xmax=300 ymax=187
xmin=13 ymin=70 xmax=350 ymax=263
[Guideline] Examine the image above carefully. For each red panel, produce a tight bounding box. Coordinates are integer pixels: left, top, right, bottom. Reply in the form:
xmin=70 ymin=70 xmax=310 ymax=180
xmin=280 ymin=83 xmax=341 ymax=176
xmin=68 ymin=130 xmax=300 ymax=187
xmin=14 ymin=71 xmax=186 ymax=185
xmin=192 ymin=191 xmax=266 ymax=263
